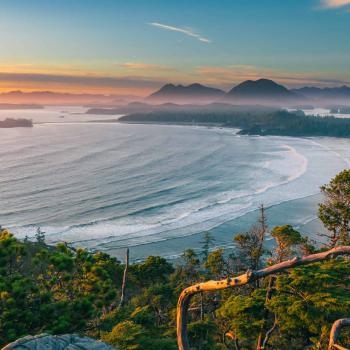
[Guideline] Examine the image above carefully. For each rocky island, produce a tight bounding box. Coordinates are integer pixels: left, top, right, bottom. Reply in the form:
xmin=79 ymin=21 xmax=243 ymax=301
xmin=0 ymin=118 xmax=33 ymax=128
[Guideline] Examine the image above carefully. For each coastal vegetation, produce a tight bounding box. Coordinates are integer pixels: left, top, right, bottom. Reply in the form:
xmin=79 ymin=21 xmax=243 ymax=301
xmin=1 ymin=170 xmax=350 ymax=349
xmin=120 ymin=109 xmax=350 ymax=137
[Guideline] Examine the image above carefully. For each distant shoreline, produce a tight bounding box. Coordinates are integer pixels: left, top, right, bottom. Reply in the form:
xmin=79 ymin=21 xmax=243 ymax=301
xmin=118 ymin=109 xmax=350 ymax=138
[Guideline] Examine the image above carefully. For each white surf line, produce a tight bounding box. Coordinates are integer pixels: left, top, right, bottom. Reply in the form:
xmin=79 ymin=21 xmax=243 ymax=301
xmin=306 ymin=138 xmax=350 ymax=167
xmin=282 ymin=144 xmax=309 ymax=182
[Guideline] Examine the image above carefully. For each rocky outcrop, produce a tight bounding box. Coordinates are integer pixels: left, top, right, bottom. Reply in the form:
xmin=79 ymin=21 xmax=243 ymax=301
xmin=2 ymin=334 xmax=118 ymax=350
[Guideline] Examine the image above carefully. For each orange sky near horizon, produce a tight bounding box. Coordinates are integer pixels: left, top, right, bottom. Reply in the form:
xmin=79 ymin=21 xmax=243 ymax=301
xmin=0 ymin=62 xmax=349 ymax=97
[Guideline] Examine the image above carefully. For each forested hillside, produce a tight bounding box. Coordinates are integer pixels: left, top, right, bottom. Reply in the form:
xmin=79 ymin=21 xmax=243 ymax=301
xmin=1 ymin=170 xmax=350 ymax=350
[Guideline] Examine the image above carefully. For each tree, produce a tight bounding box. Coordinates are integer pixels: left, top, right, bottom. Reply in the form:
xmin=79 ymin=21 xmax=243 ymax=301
xmin=271 ymin=225 xmax=304 ymax=263
xmin=35 ymin=227 xmax=45 ymax=244
xmin=319 ymin=169 xmax=350 ymax=247
xmin=174 ymin=249 xmax=201 ymax=286
xmin=205 ymin=249 xmax=226 ymax=279
xmin=134 ymin=256 xmax=174 ymax=286
xmin=234 ymin=205 xmax=268 ymax=271
xmin=187 ymin=320 xmax=222 ymax=350
xmin=200 ymin=232 xmax=215 ymax=262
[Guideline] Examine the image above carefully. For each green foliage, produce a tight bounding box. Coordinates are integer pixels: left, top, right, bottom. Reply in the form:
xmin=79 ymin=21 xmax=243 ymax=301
xmin=217 ymin=291 xmax=266 ymax=347
xmin=120 ymin=108 xmax=350 ymax=137
xmin=268 ymin=259 xmax=350 ymax=349
xmin=271 ymin=225 xmax=303 ymax=262
xmin=319 ymin=169 xmax=350 ymax=246
xmin=200 ymin=232 xmax=215 ymax=262
xmin=205 ymin=249 xmax=226 ymax=278
xmin=187 ymin=320 xmax=221 ymax=350
xmin=102 ymin=320 xmax=144 ymax=350
xmin=0 ymin=230 xmax=123 ymax=345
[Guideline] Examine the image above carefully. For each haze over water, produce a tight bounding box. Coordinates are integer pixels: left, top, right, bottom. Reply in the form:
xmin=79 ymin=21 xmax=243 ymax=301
xmin=0 ymin=107 xmax=349 ymax=260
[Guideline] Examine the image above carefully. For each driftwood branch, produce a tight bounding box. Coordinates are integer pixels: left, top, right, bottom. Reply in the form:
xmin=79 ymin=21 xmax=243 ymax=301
xmin=119 ymin=248 xmax=129 ymax=308
xmin=177 ymin=246 xmax=350 ymax=350
xmin=328 ymin=318 xmax=350 ymax=350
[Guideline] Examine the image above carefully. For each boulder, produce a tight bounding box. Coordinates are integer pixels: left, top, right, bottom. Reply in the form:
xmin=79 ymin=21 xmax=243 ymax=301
xmin=2 ymin=334 xmax=118 ymax=350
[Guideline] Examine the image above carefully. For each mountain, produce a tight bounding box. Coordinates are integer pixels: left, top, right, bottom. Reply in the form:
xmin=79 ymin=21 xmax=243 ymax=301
xmin=292 ymin=86 xmax=350 ymax=105
xmin=223 ymin=79 xmax=303 ymax=105
xmin=146 ymin=83 xmax=225 ymax=104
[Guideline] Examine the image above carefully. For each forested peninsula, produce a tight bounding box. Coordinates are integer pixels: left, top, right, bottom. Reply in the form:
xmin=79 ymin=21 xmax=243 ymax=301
xmin=119 ymin=110 xmax=350 ymax=137
xmin=1 ymin=170 xmax=350 ymax=350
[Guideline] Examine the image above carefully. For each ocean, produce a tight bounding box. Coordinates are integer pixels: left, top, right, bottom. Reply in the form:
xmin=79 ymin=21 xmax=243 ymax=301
xmin=0 ymin=106 xmax=349 ymax=261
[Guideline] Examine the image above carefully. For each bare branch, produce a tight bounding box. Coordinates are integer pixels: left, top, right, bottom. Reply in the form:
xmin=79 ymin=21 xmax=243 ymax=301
xmin=119 ymin=248 xmax=129 ymax=308
xmin=262 ymin=314 xmax=278 ymax=349
xmin=177 ymin=246 xmax=350 ymax=350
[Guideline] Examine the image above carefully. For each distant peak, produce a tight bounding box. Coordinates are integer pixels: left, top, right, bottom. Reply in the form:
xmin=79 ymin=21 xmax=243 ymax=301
xmin=256 ymin=78 xmax=276 ymax=83
xmin=162 ymin=83 xmax=176 ymax=88
xmin=147 ymin=82 xmax=225 ymax=103
xmin=226 ymin=78 xmax=297 ymax=101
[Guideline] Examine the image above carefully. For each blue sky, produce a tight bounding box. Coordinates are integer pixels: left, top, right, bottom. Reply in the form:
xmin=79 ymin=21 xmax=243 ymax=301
xmin=0 ymin=0 xmax=349 ymax=94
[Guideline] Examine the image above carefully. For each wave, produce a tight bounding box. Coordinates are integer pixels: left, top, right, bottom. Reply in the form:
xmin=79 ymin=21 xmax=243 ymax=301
xmin=11 ymin=142 xmax=309 ymax=249
xmin=5 ymin=121 xmax=347 ymax=257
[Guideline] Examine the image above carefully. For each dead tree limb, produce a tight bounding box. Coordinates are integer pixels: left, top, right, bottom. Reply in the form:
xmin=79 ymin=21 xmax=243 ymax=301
xmin=262 ymin=313 xmax=278 ymax=349
xmin=328 ymin=318 xmax=350 ymax=350
xmin=177 ymin=246 xmax=350 ymax=350
xmin=256 ymin=275 xmax=276 ymax=350
xmin=119 ymin=248 xmax=129 ymax=308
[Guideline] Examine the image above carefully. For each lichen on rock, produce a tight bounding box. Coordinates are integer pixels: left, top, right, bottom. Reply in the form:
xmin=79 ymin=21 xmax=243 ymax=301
xmin=1 ymin=334 xmax=118 ymax=350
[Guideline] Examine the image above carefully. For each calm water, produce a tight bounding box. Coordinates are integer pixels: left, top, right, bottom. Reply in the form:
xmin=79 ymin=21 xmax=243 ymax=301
xmin=0 ymin=106 xmax=349 ymax=258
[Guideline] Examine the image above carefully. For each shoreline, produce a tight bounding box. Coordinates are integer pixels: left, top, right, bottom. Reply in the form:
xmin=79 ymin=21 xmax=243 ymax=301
xmin=74 ymin=193 xmax=325 ymax=263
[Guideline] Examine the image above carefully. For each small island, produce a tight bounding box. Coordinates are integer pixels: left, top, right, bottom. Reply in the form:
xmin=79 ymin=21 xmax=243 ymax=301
xmin=0 ymin=118 xmax=33 ymax=128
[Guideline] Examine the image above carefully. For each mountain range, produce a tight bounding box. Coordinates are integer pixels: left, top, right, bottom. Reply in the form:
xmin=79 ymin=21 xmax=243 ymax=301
xmin=1 ymin=79 xmax=350 ymax=107
xmin=292 ymin=86 xmax=350 ymax=102
xmin=146 ymin=79 xmax=350 ymax=106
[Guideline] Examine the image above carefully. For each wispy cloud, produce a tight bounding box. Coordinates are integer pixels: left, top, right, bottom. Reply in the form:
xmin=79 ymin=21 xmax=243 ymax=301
xmin=119 ymin=62 xmax=175 ymax=71
xmin=148 ymin=22 xmax=211 ymax=43
xmin=320 ymin=0 xmax=350 ymax=8
xmin=195 ymin=65 xmax=350 ymax=88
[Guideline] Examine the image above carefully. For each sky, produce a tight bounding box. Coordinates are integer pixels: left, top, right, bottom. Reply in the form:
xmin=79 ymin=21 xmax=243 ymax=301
xmin=0 ymin=0 xmax=350 ymax=95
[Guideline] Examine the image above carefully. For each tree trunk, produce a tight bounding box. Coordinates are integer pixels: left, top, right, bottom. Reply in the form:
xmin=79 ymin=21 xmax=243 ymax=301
xmin=328 ymin=318 xmax=350 ymax=350
xmin=119 ymin=248 xmax=129 ymax=308
xmin=177 ymin=246 xmax=350 ymax=350
xmin=256 ymin=275 xmax=276 ymax=350
xmin=200 ymin=292 xmax=204 ymax=321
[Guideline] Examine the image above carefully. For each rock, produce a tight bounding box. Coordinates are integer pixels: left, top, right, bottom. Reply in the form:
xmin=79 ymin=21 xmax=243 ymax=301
xmin=2 ymin=334 xmax=118 ymax=350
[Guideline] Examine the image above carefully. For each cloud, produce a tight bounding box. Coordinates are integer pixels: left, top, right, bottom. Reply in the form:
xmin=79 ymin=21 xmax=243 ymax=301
xmin=0 ymin=72 xmax=163 ymax=88
xmin=148 ymin=22 xmax=211 ymax=43
xmin=119 ymin=62 xmax=175 ymax=71
xmin=0 ymin=72 xmax=166 ymax=95
xmin=320 ymin=0 xmax=350 ymax=8
xmin=195 ymin=65 xmax=350 ymax=88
